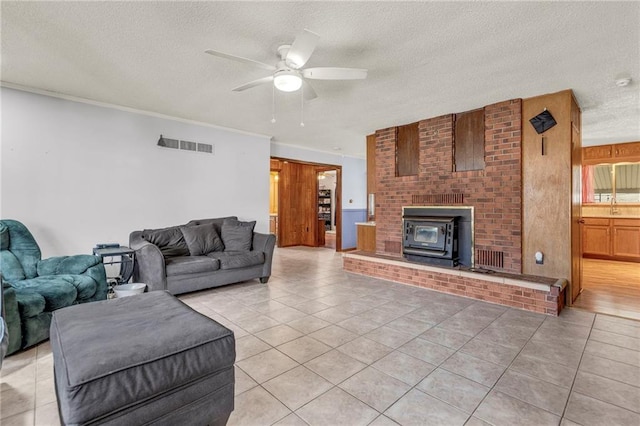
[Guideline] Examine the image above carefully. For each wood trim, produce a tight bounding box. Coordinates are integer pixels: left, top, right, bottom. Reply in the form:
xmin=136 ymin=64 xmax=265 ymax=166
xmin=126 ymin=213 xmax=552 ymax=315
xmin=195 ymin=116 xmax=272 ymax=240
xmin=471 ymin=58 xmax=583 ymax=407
xmin=335 ymin=167 xmax=343 ymax=252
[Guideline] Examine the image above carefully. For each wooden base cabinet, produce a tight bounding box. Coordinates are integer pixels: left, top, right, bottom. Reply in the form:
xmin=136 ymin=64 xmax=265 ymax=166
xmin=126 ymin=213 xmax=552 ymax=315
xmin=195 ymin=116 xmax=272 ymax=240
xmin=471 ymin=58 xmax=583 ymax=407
xmin=582 ymin=218 xmax=611 ymax=257
xmin=356 ymin=224 xmax=376 ymax=252
xmin=582 ymin=217 xmax=640 ymax=261
xmin=613 ymin=219 xmax=640 ymax=258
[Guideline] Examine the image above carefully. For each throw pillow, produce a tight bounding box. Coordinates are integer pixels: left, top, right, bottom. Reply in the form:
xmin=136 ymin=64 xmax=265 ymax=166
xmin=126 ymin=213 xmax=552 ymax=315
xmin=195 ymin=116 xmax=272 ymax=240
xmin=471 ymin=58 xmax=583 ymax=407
xmin=221 ymin=219 xmax=256 ymax=252
xmin=141 ymin=227 xmax=189 ymax=258
xmin=180 ymin=223 xmax=224 ymax=256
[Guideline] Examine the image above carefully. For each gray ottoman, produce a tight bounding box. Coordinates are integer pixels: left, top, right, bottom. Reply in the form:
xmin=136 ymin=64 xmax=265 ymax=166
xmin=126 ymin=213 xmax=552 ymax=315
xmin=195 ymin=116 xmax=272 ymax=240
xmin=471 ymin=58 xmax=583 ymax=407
xmin=50 ymin=291 xmax=235 ymax=426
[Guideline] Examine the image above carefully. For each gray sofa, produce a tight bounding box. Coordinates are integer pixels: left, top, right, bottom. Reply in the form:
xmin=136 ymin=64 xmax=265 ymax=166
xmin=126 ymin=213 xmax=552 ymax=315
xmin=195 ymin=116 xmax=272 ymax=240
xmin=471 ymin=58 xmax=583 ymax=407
xmin=130 ymin=217 xmax=276 ymax=295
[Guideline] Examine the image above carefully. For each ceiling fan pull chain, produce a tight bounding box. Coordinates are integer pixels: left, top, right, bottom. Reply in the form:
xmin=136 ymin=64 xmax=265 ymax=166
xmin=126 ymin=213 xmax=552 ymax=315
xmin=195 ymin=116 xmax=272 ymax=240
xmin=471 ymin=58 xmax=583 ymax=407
xmin=300 ymin=85 xmax=305 ymax=127
xmin=271 ymin=83 xmax=276 ymax=124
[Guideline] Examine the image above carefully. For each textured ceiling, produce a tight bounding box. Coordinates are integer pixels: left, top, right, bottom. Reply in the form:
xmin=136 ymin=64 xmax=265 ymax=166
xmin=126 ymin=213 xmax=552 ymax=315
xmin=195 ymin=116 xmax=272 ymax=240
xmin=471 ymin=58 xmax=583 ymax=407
xmin=2 ymin=1 xmax=639 ymax=157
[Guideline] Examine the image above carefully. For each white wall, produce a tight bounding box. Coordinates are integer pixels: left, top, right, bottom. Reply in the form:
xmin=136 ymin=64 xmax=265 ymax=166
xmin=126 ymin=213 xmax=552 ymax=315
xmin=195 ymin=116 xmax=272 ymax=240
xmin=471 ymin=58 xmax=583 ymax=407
xmin=341 ymin=156 xmax=367 ymax=210
xmin=1 ymin=87 xmax=271 ymax=257
xmin=270 ymin=142 xmax=366 ymax=209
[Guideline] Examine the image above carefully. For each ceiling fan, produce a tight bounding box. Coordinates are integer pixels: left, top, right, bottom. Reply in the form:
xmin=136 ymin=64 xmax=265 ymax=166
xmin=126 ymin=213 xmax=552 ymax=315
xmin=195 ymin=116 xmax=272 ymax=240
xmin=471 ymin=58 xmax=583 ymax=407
xmin=205 ymin=29 xmax=367 ymax=101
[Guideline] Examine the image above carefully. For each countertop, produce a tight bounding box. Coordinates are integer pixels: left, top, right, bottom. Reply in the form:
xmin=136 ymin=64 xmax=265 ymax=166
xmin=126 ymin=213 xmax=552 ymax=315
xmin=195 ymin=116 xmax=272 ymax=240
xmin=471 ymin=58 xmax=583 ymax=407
xmin=582 ymin=215 xmax=640 ymax=219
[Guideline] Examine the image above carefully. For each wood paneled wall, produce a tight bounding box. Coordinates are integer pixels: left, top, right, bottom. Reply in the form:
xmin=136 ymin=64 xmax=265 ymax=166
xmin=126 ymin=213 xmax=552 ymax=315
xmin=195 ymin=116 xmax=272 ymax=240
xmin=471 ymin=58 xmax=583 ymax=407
xmin=522 ymin=90 xmax=581 ymax=301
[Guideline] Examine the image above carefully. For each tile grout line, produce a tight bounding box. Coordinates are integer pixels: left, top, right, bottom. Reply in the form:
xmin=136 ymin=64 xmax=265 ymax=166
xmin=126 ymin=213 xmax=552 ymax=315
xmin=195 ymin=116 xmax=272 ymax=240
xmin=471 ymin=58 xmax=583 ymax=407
xmin=465 ymin=308 xmax=555 ymax=424
xmin=554 ymin=311 xmax=596 ymax=423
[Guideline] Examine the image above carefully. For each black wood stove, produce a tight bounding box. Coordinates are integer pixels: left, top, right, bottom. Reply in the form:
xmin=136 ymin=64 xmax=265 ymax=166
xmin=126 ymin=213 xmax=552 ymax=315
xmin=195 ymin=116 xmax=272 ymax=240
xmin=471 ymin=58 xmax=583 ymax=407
xmin=402 ymin=215 xmax=459 ymax=267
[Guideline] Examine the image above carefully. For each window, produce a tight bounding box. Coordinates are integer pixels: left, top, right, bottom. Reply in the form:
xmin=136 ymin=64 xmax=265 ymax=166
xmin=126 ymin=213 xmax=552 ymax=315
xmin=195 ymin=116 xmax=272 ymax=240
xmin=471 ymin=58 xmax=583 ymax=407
xmin=582 ymin=163 xmax=640 ymax=203
xmin=396 ymin=122 xmax=419 ymax=177
xmin=454 ymin=109 xmax=485 ymax=172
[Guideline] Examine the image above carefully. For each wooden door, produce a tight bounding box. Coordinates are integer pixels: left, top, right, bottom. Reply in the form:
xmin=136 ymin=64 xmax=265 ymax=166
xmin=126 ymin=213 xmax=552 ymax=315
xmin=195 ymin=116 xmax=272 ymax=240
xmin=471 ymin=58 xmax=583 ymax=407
xmin=454 ymin=109 xmax=485 ymax=172
xmin=277 ymin=162 xmax=317 ymax=247
xmin=278 ymin=161 xmax=299 ymax=247
xmin=396 ymin=123 xmax=420 ymax=176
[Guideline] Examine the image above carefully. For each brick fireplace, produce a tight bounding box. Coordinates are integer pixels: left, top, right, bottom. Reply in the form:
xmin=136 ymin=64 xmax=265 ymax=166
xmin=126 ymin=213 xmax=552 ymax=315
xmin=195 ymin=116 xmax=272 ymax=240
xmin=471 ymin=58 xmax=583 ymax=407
xmin=376 ymin=99 xmax=523 ymax=271
xmin=343 ymin=98 xmax=567 ymax=315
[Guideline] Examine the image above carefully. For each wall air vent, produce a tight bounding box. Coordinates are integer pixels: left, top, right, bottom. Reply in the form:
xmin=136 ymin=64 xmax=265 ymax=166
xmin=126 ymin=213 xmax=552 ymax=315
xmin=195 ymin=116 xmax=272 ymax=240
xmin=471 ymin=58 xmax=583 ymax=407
xmin=412 ymin=193 xmax=464 ymax=205
xmin=476 ymin=249 xmax=504 ymax=269
xmin=197 ymin=143 xmax=214 ymax=154
xmin=157 ymin=136 xmax=179 ymax=149
xmin=180 ymin=140 xmax=197 ymax=152
xmin=157 ymin=135 xmax=214 ymax=155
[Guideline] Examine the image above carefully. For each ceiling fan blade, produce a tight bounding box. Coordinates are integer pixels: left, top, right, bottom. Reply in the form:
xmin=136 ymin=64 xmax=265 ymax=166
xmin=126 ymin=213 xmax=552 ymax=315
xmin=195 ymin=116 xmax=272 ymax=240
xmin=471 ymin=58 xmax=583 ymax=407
xmin=232 ymin=76 xmax=274 ymax=92
xmin=205 ymin=49 xmax=275 ymax=71
xmin=302 ymin=80 xmax=318 ymax=101
xmin=302 ymin=67 xmax=368 ymax=80
xmin=286 ymin=29 xmax=320 ymax=69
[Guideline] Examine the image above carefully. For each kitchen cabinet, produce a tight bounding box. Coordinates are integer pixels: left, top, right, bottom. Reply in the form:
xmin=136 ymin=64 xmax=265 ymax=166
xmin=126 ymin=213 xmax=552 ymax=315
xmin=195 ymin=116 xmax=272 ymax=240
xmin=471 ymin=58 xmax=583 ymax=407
xmin=612 ymin=219 xmax=640 ymax=258
xmin=583 ymin=141 xmax=640 ymax=165
xmin=582 ymin=217 xmax=640 ymax=261
xmin=582 ymin=218 xmax=611 ymax=257
xmin=614 ymin=142 xmax=640 ymax=161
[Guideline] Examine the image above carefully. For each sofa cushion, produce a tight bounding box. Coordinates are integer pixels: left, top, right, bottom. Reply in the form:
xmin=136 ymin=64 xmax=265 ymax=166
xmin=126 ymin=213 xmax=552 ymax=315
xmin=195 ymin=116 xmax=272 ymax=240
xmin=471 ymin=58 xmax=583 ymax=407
xmin=185 ymin=217 xmax=238 ymax=236
xmin=0 ymin=222 xmax=9 ymax=250
xmin=55 ymin=274 xmax=98 ymax=301
xmin=141 ymin=227 xmax=189 ymax=258
xmin=179 ymin=223 xmax=224 ymax=256
xmin=37 ymin=255 xmax=100 ymax=276
xmin=0 ymin=251 xmax=26 ymax=282
xmin=165 ymin=256 xmax=220 ymax=276
xmin=221 ymin=219 xmax=256 ymax=252
xmin=0 ymin=220 xmax=42 ymax=279
xmin=207 ymin=251 xmax=265 ymax=270
xmin=12 ymin=288 xmax=46 ymax=318
xmin=12 ymin=276 xmax=77 ymax=311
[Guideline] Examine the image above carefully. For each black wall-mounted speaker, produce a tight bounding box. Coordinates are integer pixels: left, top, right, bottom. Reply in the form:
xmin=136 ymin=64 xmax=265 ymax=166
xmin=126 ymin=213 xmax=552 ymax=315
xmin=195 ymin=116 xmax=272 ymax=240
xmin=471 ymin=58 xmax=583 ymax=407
xmin=529 ymin=110 xmax=557 ymax=134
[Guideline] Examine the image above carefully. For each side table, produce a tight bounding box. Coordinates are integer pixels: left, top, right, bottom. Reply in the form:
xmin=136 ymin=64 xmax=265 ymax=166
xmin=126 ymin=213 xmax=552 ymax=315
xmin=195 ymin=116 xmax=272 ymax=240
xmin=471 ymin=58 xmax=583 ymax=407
xmin=93 ymin=246 xmax=135 ymax=297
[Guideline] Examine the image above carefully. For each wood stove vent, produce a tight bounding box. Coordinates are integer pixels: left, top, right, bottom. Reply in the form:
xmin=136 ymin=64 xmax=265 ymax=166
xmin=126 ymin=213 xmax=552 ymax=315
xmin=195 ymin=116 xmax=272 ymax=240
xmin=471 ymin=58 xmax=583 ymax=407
xmin=476 ymin=249 xmax=504 ymax=269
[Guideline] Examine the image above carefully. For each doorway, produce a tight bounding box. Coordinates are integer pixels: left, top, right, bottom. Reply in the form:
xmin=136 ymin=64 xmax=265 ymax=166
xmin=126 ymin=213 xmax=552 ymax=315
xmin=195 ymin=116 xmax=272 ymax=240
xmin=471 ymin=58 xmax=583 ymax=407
xmin=318 ymin=169 xmax=338 ymax=249
xmin=270 ymin=157 xmax=342 ymax=251
xmin=574 ymin=258 xmax=640 ymax=320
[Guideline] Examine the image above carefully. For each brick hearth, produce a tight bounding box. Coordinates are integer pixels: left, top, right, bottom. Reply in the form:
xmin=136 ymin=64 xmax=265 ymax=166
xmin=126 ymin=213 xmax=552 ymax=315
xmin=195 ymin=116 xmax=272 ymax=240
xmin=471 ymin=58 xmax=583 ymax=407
xmin=344 ymin=252 xmax=566 ymax=315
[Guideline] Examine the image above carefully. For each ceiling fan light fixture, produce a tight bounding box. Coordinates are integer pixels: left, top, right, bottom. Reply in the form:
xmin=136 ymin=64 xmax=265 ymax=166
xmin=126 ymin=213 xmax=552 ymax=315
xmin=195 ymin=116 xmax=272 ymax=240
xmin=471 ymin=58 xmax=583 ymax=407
xmin=274 ymin=70 xmax=302 ymax=92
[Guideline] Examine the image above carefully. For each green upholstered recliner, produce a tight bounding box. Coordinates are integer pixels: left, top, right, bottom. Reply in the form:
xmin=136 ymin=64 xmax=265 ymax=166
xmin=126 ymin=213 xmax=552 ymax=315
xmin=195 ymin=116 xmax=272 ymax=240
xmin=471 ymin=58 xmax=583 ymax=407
xmin=0 ymin=220 xmax=108 ymax=355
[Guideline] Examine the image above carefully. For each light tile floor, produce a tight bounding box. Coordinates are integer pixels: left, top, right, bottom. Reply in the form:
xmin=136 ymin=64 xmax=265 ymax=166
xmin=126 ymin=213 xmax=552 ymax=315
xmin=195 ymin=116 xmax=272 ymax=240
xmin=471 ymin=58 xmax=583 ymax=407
xmin=2 ymin=247 xmax=639 ymax=425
